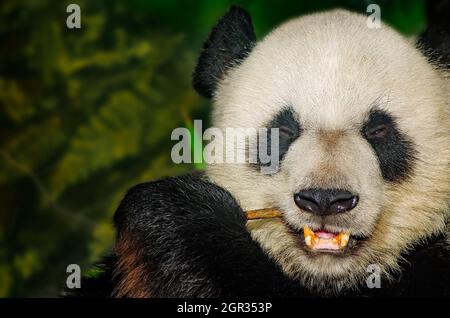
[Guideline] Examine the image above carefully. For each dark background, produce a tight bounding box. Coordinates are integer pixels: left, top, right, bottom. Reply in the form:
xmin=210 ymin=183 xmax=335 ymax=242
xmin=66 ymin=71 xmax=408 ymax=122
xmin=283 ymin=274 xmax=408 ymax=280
xmin=0 ymin=0 xmax=426 ymax=297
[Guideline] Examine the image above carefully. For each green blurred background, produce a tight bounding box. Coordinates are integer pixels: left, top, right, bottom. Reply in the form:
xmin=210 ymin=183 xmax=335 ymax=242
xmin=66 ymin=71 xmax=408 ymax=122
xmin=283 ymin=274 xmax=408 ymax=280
xmin=0 ymin=0 xmax=427 ymax=297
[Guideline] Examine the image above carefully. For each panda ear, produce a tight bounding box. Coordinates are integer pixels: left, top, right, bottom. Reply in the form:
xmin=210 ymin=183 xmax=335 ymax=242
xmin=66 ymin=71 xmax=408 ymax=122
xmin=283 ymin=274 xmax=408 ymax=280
xmin=192 ymin=6 xmax=256 ymax=99
xmin=418 ymin=0 xmax=450 ymax=66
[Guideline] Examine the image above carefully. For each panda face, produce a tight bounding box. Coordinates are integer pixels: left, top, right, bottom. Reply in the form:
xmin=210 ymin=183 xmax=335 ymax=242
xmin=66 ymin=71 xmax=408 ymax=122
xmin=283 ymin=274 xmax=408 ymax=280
xmin=201 ymin=9 xmax=450 ymax=292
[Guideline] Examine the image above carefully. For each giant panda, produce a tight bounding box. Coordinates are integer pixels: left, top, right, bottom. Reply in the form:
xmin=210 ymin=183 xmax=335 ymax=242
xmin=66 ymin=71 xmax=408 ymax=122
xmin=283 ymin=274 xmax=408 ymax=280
xmin=71 ymin=4 xmax=450 ymax=297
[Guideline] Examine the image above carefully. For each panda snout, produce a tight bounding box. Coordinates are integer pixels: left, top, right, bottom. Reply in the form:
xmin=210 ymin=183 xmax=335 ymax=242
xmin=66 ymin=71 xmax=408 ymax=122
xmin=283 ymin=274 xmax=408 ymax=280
xmin=293 ymin=188 xmax=359 ymax=216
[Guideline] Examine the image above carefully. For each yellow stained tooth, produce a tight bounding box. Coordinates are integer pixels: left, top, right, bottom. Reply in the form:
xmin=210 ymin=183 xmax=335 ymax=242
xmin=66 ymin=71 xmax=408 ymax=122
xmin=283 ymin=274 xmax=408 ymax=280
xmin=338 ymin=233 xmax=350 ymax=248
xmin=303 ymin=226 xmax=314 ymax=238
xmin=305 ymin=235 xmax=312 ymax=246
xmin=303 ymin=226 xmax=319 ymax=246
xmin=303 ymin=227 xmax=316 ymax=247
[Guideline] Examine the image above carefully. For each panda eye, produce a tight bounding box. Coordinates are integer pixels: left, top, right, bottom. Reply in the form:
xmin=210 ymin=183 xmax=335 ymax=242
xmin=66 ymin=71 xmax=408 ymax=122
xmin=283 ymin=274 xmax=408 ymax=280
xmin=361 ymin=109 xmax=416 ymax=182
xmin=366 ymin=124 xmax=390 ymax=139
xmin=253 ymin=107 xmax=301 ymax=171
xmin=279 ymin=125 xmax=296 ymax=138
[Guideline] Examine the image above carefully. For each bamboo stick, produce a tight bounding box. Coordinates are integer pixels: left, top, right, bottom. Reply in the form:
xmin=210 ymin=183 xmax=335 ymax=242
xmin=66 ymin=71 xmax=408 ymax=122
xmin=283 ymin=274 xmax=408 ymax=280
xmin=245 ymin=208 xmax=282 ymax=220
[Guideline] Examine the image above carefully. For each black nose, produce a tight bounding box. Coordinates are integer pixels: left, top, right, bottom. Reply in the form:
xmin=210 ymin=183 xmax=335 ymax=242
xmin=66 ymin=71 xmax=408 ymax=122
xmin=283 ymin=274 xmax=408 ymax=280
xmin=294 ymin=188 xmax=358 ymax=216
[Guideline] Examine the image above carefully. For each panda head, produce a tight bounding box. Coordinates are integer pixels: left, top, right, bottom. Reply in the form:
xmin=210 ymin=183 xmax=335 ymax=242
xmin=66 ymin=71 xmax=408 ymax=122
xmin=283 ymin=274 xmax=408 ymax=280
xmin=194 ymin=7 xmax=450 ymax=293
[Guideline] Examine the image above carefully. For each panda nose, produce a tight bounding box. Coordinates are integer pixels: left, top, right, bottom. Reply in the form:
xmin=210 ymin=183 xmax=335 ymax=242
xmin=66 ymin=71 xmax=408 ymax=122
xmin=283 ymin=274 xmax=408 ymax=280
xmin=294 ymin=188 xmax=358 ymax=216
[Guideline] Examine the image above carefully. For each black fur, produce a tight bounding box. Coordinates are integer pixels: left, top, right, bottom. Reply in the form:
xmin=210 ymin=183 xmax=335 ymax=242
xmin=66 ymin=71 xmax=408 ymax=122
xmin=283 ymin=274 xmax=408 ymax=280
xmin=69 ymin=174 xmax=450 ymax=297
xmin=362 ymin=110 xmax=416 ymax=182
xmin=380 ymin=235 xmax=450 ymax=297
xmin=112 ymin=174 xmax=305 ymax=297
xmin=418 ymin=0 xmax=450 ymax=66
xmin=192 ymin=6 xmax=256 ymax=98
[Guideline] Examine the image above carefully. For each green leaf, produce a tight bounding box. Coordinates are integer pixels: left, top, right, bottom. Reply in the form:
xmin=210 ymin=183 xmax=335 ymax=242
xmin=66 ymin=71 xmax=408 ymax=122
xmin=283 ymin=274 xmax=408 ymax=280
xmin=48 ymin=91 xmax=147 ymax=200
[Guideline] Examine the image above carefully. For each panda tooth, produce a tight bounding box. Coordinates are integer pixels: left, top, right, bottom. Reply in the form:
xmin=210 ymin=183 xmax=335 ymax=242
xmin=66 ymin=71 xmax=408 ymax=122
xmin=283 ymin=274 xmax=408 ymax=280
xmin=303 ymin=226 xmax=314 ymax=237
xmin=339 ymin=232 xmax=350 ymax=248
xmin=305 ymin=235 xmax=312 ymax=246
xmin=303 ymin=226 xmax=316 ymax=247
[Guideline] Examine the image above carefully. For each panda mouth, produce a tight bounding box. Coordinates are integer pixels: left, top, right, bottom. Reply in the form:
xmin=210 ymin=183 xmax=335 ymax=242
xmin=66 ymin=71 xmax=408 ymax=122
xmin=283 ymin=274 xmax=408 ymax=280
xmin=303 ymin=227 xmax=350 ymax=251
xmin=244 ymin=208 xmax=366 ymax=253
xmin=288 ymin=225 xmax=365 ymax=253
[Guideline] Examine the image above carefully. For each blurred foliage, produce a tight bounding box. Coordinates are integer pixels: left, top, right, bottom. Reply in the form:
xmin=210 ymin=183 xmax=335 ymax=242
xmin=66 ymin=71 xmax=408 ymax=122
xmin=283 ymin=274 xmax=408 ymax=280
xmin=0 ymin=0 xmax=426 ymax=297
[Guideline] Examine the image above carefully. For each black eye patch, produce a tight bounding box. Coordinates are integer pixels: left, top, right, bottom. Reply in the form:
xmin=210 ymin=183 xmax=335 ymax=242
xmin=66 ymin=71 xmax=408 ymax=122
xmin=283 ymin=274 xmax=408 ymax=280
xmin=253 ymin=107 xmax=302 ymax=171
xmin=268 ymin=107 xmax=302 ymax=160
xmin=362 ymin=110 xmax=416 ymax=182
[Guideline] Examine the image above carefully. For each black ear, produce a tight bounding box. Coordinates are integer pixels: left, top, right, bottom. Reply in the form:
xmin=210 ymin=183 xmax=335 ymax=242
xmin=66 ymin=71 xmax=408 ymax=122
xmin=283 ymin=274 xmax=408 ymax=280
xmin=192 ymin=6 xmax=256 ymax=99
xmin=418 ymin=0 xmax=450 ymax=66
